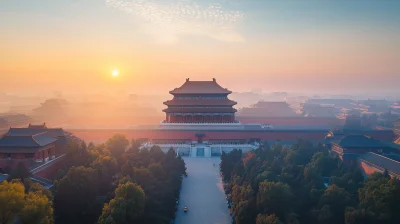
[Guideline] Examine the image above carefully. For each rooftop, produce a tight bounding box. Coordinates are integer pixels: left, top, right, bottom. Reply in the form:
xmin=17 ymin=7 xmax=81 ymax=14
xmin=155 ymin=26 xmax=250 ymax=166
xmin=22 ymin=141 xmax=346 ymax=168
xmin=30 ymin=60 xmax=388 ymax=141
xmin=252 ymin=101 xmax=290 ymax=108
xmin=334 ymin=135 xmax=386 ymax=148
xmin=169 ymin=78 xmax=232 ymax=95
xmin=164 ymin=99 xmax=237 ymax=106
xmin=28 ymin=122 xmax=47 ymax=129
xmin=163 ymin=107 xmax=237 ymax=113
xmin=330 ymin=128 xmax=396 ymax=141
xmin=6 ymin=127 xmax=70 ymax=137
xmin=0 ymin=132 xmax=57 ymax=148
xmin=359 ymin=152 xmax=400 ymax=176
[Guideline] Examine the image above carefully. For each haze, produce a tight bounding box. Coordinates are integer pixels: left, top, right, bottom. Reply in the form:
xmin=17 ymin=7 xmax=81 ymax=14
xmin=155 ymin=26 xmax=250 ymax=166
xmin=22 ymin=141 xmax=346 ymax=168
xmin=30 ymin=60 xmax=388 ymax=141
xmin=1 ymin=0 xmax=399 ymax=96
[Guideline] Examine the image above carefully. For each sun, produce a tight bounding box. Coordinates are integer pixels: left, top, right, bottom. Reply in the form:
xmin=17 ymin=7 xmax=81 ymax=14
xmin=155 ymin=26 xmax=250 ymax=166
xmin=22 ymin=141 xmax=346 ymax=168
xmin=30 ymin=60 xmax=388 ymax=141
xmin=112 ymin=69 xmax=119 ymax=77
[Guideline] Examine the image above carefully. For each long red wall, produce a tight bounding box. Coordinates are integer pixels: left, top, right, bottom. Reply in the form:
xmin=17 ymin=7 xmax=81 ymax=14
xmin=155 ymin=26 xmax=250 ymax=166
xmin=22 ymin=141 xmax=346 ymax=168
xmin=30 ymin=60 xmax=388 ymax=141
xmin=70 ymin=129 xmax=328 ymax=143
xmin=237 ymin=116 xmax=343 ymax=125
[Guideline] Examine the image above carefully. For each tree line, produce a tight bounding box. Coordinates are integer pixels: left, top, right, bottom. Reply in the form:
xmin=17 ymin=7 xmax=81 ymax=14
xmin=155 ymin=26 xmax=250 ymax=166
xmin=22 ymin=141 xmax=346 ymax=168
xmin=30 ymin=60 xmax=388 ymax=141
xmin=220 ymin=140 xmax=400 ymax=224
xmin=1 ymin=134 xmax=186 ymax=224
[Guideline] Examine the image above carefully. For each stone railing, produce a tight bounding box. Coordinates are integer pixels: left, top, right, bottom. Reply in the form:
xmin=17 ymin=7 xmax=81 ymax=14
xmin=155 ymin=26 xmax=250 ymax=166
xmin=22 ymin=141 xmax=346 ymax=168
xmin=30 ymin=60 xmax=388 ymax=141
xmin=30 ymin=154 xmax=66 ymax=174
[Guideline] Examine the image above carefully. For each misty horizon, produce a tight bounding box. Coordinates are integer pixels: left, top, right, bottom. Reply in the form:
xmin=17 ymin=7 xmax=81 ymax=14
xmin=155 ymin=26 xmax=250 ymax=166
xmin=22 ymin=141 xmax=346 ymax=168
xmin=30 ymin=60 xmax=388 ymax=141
xmin=1 ymin=0 xmax=400 ymax=96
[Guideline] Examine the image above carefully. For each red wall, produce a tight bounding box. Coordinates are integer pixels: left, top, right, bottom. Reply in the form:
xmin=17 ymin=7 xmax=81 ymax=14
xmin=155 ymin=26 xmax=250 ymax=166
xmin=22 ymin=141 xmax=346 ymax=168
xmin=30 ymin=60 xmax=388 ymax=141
xmin=71 ymin=129 xmax=328 ymax=143
xmin=34 ymin=157 xmax=66 ymax=180
xmin=237 ymin=117 xmax=342 ymax=125
xmin=359 ymin=160 xmax=378 ymax=176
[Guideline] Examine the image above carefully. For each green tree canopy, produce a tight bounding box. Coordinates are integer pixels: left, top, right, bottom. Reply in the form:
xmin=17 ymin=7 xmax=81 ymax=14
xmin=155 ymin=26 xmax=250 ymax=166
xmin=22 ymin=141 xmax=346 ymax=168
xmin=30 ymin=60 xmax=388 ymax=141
xmin=256 ymin=213 xmax=284 ymax=224
xmin=98 ymin=182 xmax=145 ymax=224
xmin=0 ymin=180 xmax=54 ymax=224
xmin=54 ymin=166 xmax=101 ymax=224
xmin=105 ymin=134 xmax=129 ymax=159
xmin=0 ymin=180 xmax=25 ymax=224
xmin=20 ymin=191 xmax=53 ymax=224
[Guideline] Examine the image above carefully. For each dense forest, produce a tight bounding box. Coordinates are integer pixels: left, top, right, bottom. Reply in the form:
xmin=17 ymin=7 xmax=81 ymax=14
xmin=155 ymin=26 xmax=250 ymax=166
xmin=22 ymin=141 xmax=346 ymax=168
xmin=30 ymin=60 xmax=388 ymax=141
xmin=220 ymin=140 xmax=400 ymax=224
xmin=0 ymin=134 xmax=186 ymax=224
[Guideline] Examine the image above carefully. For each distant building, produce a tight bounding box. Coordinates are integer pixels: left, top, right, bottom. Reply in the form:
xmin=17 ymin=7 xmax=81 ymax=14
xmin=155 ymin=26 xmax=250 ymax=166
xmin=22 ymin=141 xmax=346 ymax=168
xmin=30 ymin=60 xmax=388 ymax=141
xmin=360 ymin=99 xmax=392 ymax=113
xmin=163 ymin=78 xmax=237 ymax=123
xmin=306 ymin=98 xmax=356 ymax=109
xmin=0 ymin=118 xmax=6 ymax=128
xmin=343 ymin=115 xmax=362 ymax=130
xmin=395 ymin=119 xmax=400 ymax=135
xmin=377 ymin=111 xmax=400 ymax=128
xmin=331 ymin=134 xmax=396 ymax=164
xmin=301 ymin=103 xmax=337 ymax=117
xmin=0 ymin=113 xmax=31 ymax=128
xmin=237 ymin=101 xmax=298 ymax=117
xmin=31 ymin=98 xmax=69 ymax=121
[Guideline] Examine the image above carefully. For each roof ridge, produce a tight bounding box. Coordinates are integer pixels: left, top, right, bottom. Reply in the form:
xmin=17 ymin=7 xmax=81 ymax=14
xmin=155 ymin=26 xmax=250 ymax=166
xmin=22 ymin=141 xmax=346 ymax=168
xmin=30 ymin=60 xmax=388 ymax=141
xmin=31 ymin=131 xmax=50 ymax=137
xmin=369 ymin=152 xmax=400 ymax=165
xmin=30 ymin=135 xmax=40 ymax=146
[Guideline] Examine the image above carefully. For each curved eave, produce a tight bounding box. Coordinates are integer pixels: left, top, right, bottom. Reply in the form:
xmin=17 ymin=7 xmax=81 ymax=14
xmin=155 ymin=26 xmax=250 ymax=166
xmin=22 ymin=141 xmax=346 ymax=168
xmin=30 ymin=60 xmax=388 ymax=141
xmin=162 ymin=108 xmax=237 ymax=113
xmin=169 ymin=90 xmax=232 ymax=95
xmin=163 ymin=100 xmax=237 ymax=106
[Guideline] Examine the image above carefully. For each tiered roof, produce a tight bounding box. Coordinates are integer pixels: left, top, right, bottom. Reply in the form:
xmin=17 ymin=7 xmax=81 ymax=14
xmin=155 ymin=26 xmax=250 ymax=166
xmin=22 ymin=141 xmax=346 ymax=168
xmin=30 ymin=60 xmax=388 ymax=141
xmin=169 ymin=78 xmax=232 ymax=95
xmin=164 ymin=99 xmax=237 ymax=106
xmin=0 ymin=132 xmax=57 ymax=150
xmin=164 ymin=79 xmax=237 ymax=115
xmin=6 ymin=127 xmax=70 ymax=138
xmin=163 ymin=107 xmax=237 ymax=113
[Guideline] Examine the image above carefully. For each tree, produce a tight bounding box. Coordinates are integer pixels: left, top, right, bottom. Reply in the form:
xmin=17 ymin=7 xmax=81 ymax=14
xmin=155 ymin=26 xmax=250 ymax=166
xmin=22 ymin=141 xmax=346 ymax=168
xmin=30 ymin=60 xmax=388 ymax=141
xmin=0 ymin=180 xmax=25 ymax=224
xmin=28 ymin=182 xmax=54 ymax=201
xmin=0 ymin=180 xmax=54 ymax=224
xmin=256 ymin=213 xmax=283 ymax=224
xmin=98 ymin=182 xmax=145 ymax=224
xmin=64 ymin=140 xmax=91 ymax=167
xmin=257 ymin=181 xmax=294 ymax=218
xmin=20 ymin=191 xmax=54 ymax=224
xmin=54 ymin=166 xmax=101 ymax=224
xmin=105 ymin=134 xmax=129 ymax=159
xmin=358 ymin=175 xmax=400 ymax=223
xmin=345 ymin=208 xmax=377 ymax=224
xmin=317 ymin=184 xmax=353 ymax=224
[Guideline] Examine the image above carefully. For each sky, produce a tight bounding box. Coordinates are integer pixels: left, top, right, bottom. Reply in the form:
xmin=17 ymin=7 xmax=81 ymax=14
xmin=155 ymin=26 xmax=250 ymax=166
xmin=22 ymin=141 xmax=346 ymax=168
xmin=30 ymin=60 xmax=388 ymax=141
xmin=1 ymin=0 xmax=399 ymax=96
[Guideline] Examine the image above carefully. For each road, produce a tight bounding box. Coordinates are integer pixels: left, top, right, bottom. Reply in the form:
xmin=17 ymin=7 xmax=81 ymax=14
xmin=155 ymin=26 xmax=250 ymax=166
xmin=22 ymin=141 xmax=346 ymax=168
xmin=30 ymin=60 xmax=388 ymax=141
xmin=175 ymin=157 xmax=231 ymax=224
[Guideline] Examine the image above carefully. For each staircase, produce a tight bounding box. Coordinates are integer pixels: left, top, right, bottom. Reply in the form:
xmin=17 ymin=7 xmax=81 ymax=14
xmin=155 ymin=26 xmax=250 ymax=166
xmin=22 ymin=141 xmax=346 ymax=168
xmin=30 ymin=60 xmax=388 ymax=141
xmin=204 ymin=147 xmax=211 ymax=158
xmin=190 ymin=147 xmax=197 ymax=157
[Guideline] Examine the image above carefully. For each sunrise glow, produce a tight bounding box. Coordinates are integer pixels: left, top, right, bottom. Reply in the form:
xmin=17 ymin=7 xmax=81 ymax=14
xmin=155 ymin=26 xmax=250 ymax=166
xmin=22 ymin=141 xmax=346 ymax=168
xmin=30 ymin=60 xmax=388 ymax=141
xmin=112 ymin=70 xmax=119 ymax=77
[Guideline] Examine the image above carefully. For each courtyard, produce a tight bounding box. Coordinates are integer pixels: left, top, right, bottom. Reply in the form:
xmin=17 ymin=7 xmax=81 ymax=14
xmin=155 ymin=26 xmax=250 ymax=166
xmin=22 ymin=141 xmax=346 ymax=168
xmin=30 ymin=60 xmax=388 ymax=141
xmin=174 ymin=157 xmax=231 ymax=224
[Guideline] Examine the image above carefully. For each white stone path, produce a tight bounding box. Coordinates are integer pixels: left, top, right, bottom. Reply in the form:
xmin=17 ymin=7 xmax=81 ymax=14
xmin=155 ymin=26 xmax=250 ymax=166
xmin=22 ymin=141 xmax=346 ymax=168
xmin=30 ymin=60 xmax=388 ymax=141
xmin=174 ymin=157 xmax=231 ymax=224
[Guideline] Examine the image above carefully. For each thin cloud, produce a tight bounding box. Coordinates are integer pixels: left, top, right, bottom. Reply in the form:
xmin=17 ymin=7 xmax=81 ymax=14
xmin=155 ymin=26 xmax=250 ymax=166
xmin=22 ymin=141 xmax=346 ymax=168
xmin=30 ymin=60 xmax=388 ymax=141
xmin=105 ymin=0 xmax=245 ymax=44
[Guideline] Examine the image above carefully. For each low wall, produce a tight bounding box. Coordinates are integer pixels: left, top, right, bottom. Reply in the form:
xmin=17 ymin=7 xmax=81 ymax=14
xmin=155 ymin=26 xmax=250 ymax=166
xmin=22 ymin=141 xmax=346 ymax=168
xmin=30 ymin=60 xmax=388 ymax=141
xmin=357 ymin=158 xmax=400 ymax=179
xmin=32 ymin=155 xmax=66 ymax=180
xmin=70 ymin=129 xmax=328 ymax=144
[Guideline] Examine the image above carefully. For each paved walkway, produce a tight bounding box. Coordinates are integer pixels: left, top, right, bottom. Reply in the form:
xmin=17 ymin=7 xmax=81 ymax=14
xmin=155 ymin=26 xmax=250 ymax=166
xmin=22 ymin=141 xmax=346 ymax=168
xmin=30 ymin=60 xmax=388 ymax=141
xmin=175 ymin=157 xmax=231 ymax=224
